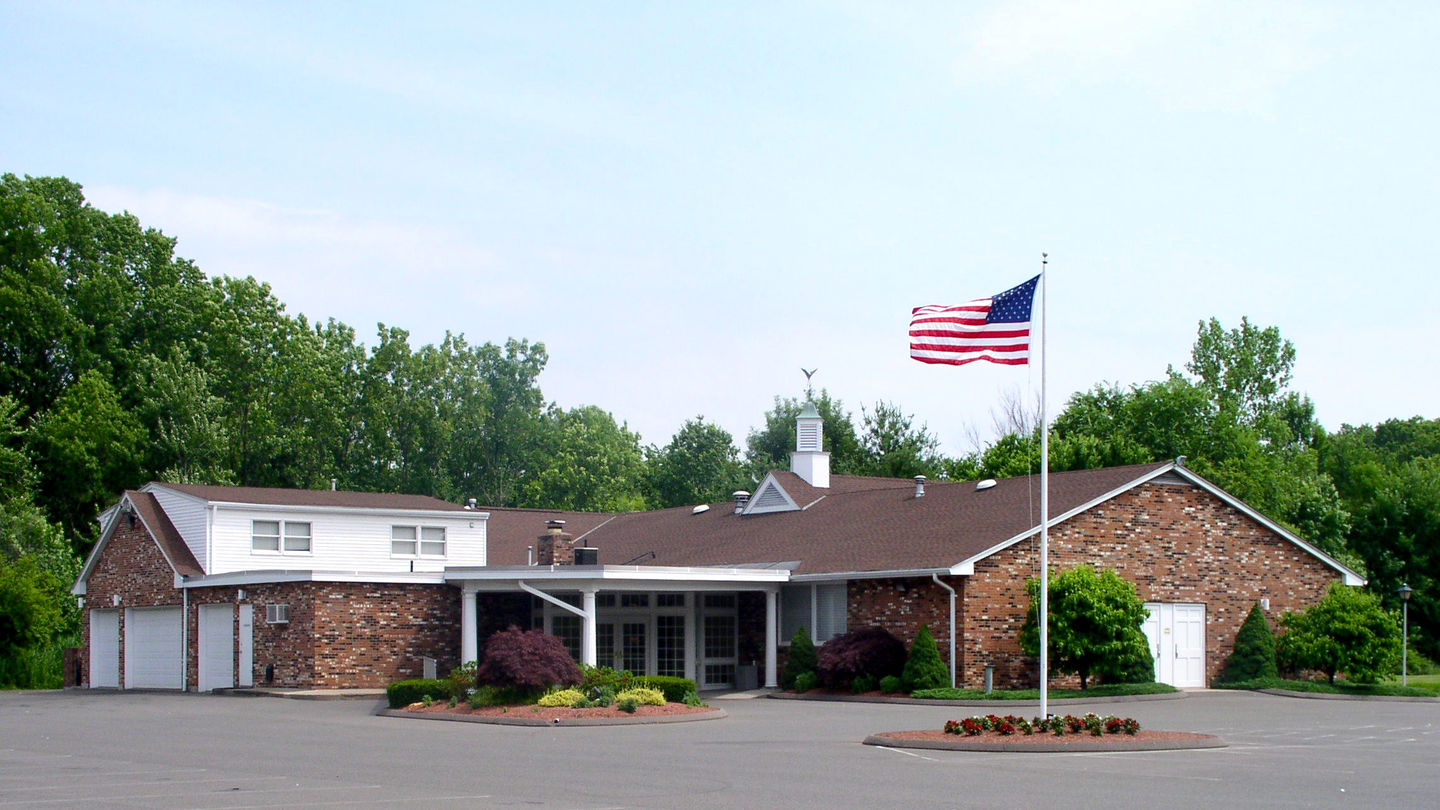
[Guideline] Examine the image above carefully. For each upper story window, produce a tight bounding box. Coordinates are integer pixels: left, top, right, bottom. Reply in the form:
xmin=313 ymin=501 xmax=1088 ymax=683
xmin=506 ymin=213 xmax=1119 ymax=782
xmin=391 ymin=525 xmax=446 ymax=557
xmin=252 ymin=520 xmax=311 ymax=554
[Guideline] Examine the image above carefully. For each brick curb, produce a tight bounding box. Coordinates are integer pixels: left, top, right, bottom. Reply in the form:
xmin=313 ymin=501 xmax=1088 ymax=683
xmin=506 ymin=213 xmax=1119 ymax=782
xmin=1254 ymin=688 xmax=1440 ymax=703
xmin=768 ymin=691 xmax=1186 ymax=708
xmin=864 ymin=731 xmax=1226 ymax=753
xmin=376 ymin=707 xmax=727 ymax=727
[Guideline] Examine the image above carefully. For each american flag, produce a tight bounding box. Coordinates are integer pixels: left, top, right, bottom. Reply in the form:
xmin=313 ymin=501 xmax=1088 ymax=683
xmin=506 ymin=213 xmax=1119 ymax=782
xmin=909 ymin=275 xmax=1040 ymax=366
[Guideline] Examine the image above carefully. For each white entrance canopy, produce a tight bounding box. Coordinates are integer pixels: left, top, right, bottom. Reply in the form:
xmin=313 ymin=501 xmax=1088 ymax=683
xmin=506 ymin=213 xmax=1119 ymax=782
xmin=445 ymin=564 xmax=790 ymax=689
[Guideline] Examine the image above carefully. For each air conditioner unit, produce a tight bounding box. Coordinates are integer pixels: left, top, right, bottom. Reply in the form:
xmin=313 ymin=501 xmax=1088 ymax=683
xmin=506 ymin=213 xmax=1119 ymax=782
xmin=265 ymin=604 xmax=290 ymax=624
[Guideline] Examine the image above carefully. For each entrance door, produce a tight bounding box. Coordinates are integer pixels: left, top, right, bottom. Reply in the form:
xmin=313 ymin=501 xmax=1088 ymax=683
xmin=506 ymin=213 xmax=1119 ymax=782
xmin=1142 ymin=603 xmax=1206 ymax=688
xmin=700 ymin=594 xmax=738 ymax=689
xmin=620 ymin=621 xmax=649 ymax=675
xmin=237 ymin=604 xmax=254 ymax=688
xmin=198 ymin=604 xmax=234 ymax=692
xmin=89 ymin=609 xmax=119 ymax=688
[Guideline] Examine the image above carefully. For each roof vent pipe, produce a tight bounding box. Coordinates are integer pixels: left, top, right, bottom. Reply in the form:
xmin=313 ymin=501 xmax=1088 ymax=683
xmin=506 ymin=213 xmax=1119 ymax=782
xmin=465 ymin=498 xmax=477 ymax=510
xmin=914 ymin=475 xmax=926 ymax=498
xmin=330 ymin=478 xmax=337 ymax=491
xmin=733 ymin=490 xmax=750 ymax=514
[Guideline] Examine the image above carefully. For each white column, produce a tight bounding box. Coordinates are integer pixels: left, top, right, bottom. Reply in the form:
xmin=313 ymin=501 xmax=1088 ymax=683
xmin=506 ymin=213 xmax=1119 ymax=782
xmin=460 ymin=583 xmax=478 ymax=664
xmin=764 ymin=587 xmax=779 ymax=688
xmin=581 ymin=586 xmax=598 ymax=667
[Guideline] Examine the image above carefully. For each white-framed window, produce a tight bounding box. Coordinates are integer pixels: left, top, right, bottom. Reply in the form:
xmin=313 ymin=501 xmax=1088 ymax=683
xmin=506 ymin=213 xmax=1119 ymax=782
xmin=780 ymin=582 xmax=847 ymax=644
xmin=252 ymin=520 xmax=311 ymax=554
xmin=391 ymin=525 xmax=446 ymax=557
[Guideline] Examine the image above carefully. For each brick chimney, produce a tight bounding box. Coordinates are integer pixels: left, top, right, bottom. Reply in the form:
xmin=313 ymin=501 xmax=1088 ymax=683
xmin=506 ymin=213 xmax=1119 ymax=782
xmin=536 ymin=519 xmax=574 ymax=565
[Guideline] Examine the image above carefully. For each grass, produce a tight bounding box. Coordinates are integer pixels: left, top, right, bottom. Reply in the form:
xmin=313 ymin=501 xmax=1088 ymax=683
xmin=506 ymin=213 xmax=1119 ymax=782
xmin=1383 ymin=673 xmax=1440 ymax=695
xmin=910 ymin=682 xmax=1178 ymax=701
xmin=1216 ymin=676 xmax=1436 ymax=698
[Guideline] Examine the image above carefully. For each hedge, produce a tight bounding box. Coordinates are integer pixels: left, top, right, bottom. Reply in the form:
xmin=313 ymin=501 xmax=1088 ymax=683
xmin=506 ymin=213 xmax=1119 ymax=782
xmin=633 ymin=675 xmax=696 ymax=703
xmin=386 ymin=678 xmax=450 ymax=708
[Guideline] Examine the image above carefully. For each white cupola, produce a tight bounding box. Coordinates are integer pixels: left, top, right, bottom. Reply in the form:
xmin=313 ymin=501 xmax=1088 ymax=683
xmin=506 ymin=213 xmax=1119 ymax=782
xmin=790 ymin=401 xmax=830 ymax=488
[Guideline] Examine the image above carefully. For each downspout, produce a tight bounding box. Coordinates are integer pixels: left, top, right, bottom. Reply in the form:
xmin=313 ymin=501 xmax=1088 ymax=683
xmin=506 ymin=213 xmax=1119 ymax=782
xmin=931 ymin=574 xmax=956 ymax=689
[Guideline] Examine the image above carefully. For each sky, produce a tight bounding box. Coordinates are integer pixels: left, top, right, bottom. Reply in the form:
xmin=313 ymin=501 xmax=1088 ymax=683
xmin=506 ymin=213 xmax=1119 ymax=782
xmin=3 ymin=1 xmax=1437 ymax=456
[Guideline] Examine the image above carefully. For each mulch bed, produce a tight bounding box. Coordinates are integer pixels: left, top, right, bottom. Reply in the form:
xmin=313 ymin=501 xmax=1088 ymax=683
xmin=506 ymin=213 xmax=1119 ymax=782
xmin=867 ymin=728 xmax=1225 ymax=753
xmin=385 ymin=701 xmax=726 ymax=726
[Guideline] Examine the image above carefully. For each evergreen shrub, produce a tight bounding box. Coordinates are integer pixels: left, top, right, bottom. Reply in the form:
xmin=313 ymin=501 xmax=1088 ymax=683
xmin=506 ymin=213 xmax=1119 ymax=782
xmin=633 ymin=675 xmax=695 ymax=702
xmin=387 ymin=679 xmax=450 ymax=708
xmin=794 ymin=671 xmax=818 ymax=692
xmin=537 ymin=688 xmax=586 ymax=707
xmin=1221 ymin=603 xmax=1278 ymax=683
xmin=851 ymin=674 xmax=875 ymax=693
xmin=615 ymin=686 xmax=666 ymax=706
xmin=879 ymin=675 xmax=904 ymax=693
xmin=902 ymin=624 xmax=949 ymax=691
xmin=782 ymin=626 xmax=817 ymax=689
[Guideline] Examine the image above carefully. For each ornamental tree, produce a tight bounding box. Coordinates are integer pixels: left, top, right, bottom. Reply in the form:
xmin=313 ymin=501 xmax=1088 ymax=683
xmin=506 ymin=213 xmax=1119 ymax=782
xmin=1277 ymin=583 xmax=1401 ymax=685
xmin=902 ymin=624 xmax=949 ymax=691
xmin=1018 ymin=565 xmax=1153 ymax=689
xmin=475 ymin=626 xmax=582 ymax=691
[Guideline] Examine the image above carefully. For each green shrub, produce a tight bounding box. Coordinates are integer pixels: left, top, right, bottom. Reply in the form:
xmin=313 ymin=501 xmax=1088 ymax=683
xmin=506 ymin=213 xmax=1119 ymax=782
xmin=794 ymin=671 xmax=818 ymax=692
xmin=537 ymin=688 xmax=586 ymax=707
xmin=783 ymin=626 xmax=817 ymax=690
xmin=476 ymin=626 xmax=582 ymax=690
xmin=0 ymin=641 xmax=68 ymax=689
xmin=446 ymin=660 xmax=477 ymax=699
xmin=851 ymin=674 xmax=875 ymax=694
xmin=1221 ymin=603 xmax=1279 ymax=683
xmin=468 ymin=684 xmax=541 ymax=708
xmin=902 ymin=625 xmax=949 ymax=691
xmin=879 ymin=675 xmax=904 ymax=694
xmin=579 ymin=664 xmax=634 ymax=693
xmin=1278 ymin=583 xmax=1401 ymax=685
xmin=683 ymin=689 xmax=706 ymax=707
xmin=615 ymin=687 xmax=666 ymax=706
xmin=616 ymin=697 xmax=638 ymax=713
xmin=1405 ymin=647 xmax=1440 ymax=676
xmin=816 ymin=627 xmax=906 ymax=689
xmin=387 ymin=678 xmax=450 ymax=708
xmin=633 ymin=675 xmax=696 ymax=703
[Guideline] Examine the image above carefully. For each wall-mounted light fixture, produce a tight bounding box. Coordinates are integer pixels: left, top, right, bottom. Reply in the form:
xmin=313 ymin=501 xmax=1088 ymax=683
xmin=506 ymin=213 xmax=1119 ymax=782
xmin=112 ymin=594 xmax=121 ymax=607
xmin=237 ymin=589 xmax=246 ymax=601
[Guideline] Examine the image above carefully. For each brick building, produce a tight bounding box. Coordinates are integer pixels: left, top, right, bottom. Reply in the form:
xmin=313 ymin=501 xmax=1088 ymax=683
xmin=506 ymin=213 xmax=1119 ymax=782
xmin=74 ymin=407 xmax=1360 ymax=692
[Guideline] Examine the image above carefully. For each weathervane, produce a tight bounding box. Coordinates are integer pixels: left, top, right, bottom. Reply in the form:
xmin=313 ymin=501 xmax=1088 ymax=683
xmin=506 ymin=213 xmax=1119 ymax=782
xmin=801 ymin=367 xmax=817 ymax=400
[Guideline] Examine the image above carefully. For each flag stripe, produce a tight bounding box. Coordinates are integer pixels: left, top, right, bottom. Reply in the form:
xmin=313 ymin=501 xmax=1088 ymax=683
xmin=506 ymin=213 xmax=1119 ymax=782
xmin=908 ymin=275 xmax=1039 ymax=367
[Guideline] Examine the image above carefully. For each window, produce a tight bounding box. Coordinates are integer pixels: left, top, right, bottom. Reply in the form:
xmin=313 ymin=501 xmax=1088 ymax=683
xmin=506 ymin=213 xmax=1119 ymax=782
xmin=620 ymin=593 xmax=649 ymax=608
xmin=391 ymin=525 xmax=446 ymax=557
xmin=780 ymin=582 xmax=848 ymax=644
xmin=252 ymin=520 xmax=311 ymax=554
xmin=656 ymin=593 xmax=685 ymax=608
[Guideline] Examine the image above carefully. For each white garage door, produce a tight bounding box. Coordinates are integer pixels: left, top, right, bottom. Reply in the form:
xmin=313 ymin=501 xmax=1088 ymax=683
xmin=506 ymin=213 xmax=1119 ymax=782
xmin=198 ymin=604 xmax=234 ymax=692
xmin=124 ymin=607 xmax=183 ymax=689
xmin=89 ymin=609 xmax=120 ymax=688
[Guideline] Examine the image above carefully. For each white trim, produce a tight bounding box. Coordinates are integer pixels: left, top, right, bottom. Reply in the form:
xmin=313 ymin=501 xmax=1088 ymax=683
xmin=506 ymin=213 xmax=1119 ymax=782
xmin=790 ymin=567 xmax=949 ymax=582
xmin=143 ymin=484 xmax=485 ymax=521
xmin=178 ymin=570 xmax=450 ymax=587
xmin=445 ymin=564 xmax=790 ymax=584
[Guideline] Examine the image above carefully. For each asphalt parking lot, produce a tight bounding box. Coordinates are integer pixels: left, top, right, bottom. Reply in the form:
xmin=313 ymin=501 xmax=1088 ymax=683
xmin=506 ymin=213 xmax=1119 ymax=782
xmin=1 ymin=689 xmax=1436 ymax=809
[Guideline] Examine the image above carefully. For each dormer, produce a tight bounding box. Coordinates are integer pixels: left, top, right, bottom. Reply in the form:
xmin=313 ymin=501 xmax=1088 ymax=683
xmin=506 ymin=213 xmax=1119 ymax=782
xmin=790 ymin=401 xmax=830 ymax=488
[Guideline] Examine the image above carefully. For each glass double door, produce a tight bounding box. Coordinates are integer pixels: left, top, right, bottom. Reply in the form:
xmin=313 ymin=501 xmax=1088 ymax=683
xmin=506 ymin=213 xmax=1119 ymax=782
xmin=595 ymin=615 xmax=686 ymax=677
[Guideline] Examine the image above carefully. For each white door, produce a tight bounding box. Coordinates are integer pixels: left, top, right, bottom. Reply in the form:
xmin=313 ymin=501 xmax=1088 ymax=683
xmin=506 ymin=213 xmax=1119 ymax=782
xmin=238 ymin=604 xmax=254 ymax=688
xmin=198 ymin=604 xmax=234 ymax=692
xmin=89 ymin=610 xmax=119 ymax=688
xmin=1142 ymin=603 xmax=1206 ymax=688
xmin=124 ymin=607 xmax=183 ymax=689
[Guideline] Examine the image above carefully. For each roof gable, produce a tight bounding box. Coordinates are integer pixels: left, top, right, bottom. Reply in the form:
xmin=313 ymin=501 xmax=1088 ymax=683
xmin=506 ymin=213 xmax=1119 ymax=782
xmin=73 ymin=491 xmax=203 ymax=593
xmin=744 ymin=473 xmax=800 ymax=515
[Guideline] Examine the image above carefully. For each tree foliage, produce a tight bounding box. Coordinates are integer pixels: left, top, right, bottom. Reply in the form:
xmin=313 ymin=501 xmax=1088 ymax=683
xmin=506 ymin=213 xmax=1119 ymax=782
xmin=815 ymin=626 xmax=907 ymax=689
xmin=1277 ymin=583 xmax=1401 ymax=685
xmin=1018 ymin=566 xmax=1153 ymax=689
xmin=644 ymin=416 xmax=744 ymax=508
xmin=782 ymin=626 xmax=817 ymax=690
xmin=856 ymin=401 xmax=943 ymax=479
xmin=745 ymin=390 xmax=863 ymax=479
xmin=901 ymin=624 xmax=949 ymax=691
xmin=474 ymin=626 xmax=583 ymax=690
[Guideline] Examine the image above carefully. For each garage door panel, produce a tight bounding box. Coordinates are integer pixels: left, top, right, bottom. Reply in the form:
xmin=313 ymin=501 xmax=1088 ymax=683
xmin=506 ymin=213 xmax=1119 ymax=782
xmin=198 ymin=604 xmax=234 ymax=692
xmin=124 ymin=607 xmax=183 ymax=689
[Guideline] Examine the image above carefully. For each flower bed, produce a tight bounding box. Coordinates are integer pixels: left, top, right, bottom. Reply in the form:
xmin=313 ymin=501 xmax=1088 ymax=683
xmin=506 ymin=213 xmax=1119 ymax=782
xmin=404 ymin=701 xmax=716 ymax=720
xmin=868 ymin=712 xmax=1224 ymax=752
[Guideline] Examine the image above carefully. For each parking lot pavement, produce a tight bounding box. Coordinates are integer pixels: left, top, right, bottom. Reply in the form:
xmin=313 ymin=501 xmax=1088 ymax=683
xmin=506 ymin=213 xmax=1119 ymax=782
xmin=1 ymin=689 xmax=1436 ymax=809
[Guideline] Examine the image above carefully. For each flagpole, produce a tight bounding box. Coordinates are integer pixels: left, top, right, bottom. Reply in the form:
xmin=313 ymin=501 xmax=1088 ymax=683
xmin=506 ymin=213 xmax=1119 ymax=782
xmin=1039 ymin=253 xmax=1049 ymax=719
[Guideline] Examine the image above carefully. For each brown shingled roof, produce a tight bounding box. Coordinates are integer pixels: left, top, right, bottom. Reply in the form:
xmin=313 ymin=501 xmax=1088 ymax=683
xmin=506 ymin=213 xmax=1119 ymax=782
xmin=128 ymin=491 xmax=204 ymax=577
xmin=155 ymin=482 xmax=468 ymax=511
xmin=483 ymin=462 xmax=1172 ymax=575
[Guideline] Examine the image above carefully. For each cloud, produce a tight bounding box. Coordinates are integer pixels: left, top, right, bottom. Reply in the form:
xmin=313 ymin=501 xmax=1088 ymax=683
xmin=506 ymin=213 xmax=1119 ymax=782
xmin=954 ymin=0 xmax=1335 ymax=113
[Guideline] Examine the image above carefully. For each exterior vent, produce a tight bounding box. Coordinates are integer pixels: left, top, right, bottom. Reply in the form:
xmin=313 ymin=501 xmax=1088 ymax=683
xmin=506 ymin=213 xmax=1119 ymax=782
xmin=733 ymin=490 xmax=750 ymax=514
xmin=692 ymin=504 xmax=710 ymax=515
xmin=914 ymin=475 xmax=926 ymax=498
xmin=265 ymin=604 xmax=290 ymax=624
xmin=975 ymin=479 xmax=997 ymax=491
xmin=752 ymin=485 xmax=789 ymax=510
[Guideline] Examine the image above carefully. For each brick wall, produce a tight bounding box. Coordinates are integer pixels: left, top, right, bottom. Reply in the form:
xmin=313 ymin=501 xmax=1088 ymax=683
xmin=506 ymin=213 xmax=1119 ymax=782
xmin=847 ymin=576 xmax=964 ymax=675
xmin=79 ymin=515 xmax=184 ymax=688
xmin=962 ymin=481 xmax=1343 ymax=688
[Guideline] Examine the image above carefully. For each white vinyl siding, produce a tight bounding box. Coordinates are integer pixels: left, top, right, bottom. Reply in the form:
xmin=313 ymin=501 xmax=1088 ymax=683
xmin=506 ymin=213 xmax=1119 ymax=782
xmin=780 ymin=582 xmax=848 ymax=644
xmin=391 ymin=525 xmax=445 ymax=557
xmin=206 ymin=508 xmax=484 ymax=574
